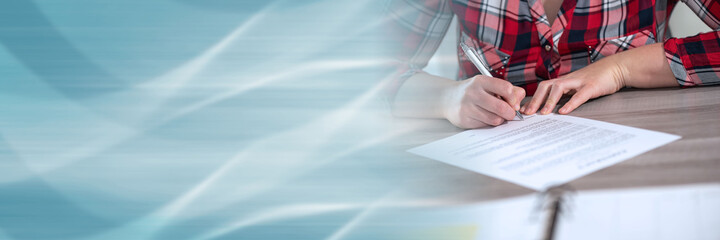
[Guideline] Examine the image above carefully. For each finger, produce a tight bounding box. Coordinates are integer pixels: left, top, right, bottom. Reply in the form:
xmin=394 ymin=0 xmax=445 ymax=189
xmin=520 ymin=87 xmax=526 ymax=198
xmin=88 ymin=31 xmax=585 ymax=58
xmin=559 ymin=87 xmax=593 ymax=114
xmin=456 ymin=99 xmax=500 ymax=128
xmin=470 ymin=105 xmax=506 ymax=126
xmin=524 ymin=81 xmax=552 ymax=115
xmin=458 ymin=115 xmax=487 ymax=129
xmin=476 ymin=90 xmax=517 ymax=121
xmin=540 ymin=83 xmax=565 ymax=115
xmin=512 ymin=87 xmax=526 ymax=110
xmin=458 ymin=102 xmax=504 ymax=127
xmin=479 ymin=77 xmax=519 ymax=109
xmin=463 ymin=98 xmax=506 ymax=126
xmin=453 ymin=101 xmax=488 ymax=129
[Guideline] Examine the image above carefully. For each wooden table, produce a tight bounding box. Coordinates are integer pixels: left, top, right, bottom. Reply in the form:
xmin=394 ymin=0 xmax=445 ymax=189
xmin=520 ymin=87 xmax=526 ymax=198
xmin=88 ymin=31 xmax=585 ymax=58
xmin=392 ymin=86 xmax=720 ymax=202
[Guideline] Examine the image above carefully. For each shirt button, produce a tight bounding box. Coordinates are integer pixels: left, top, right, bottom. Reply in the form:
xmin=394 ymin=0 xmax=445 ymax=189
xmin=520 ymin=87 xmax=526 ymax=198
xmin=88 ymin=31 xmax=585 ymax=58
xmin=544 ymin=45 xmax=552 ymax=51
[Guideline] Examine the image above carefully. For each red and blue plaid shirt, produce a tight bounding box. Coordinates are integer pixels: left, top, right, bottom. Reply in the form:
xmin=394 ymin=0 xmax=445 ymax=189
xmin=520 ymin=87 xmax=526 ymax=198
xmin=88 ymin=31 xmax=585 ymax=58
xmin=385 ymin=0 xmax=720 ymax=98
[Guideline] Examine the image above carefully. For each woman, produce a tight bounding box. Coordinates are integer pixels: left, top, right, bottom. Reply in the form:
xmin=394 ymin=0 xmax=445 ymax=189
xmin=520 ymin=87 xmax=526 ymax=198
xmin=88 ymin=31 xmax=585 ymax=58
xmin=385 ymin=0 xmax=720 ymax=129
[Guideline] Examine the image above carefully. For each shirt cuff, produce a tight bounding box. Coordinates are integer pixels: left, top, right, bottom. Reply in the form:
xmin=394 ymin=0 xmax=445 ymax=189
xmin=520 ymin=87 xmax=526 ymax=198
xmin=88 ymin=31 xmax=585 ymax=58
xmin=383 ymin=63 xmax=424 ymax=107
xmin=663 ymin=31 xmax=720 ymax=87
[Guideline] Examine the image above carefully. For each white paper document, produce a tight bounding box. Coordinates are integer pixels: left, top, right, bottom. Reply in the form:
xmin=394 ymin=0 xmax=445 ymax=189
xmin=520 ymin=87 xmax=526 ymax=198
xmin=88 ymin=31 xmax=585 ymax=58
xmin=408 ymin=114 xmax=681 ymax=191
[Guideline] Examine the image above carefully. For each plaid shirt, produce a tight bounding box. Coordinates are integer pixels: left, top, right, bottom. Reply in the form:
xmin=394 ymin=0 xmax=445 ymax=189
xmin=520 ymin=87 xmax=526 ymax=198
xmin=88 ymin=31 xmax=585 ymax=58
xmin=385 ymin=0 xmax=720 ymax=98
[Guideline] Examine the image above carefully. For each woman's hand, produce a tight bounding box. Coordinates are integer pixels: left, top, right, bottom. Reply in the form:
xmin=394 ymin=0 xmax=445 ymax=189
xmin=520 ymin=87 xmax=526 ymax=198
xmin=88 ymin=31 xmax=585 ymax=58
xmin=521 ymin=42 xmax=679 ymax=115
xmin=444 ymin=75 xmax=525 ymax=129
xmin=521 ymin=54 xmax=627 ymax=115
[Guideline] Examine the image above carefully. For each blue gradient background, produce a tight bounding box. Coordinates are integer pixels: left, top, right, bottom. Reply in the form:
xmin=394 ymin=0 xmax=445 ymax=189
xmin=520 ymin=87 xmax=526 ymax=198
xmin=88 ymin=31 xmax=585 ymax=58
xmin=0 ymin=1 xmax=458 ymax=239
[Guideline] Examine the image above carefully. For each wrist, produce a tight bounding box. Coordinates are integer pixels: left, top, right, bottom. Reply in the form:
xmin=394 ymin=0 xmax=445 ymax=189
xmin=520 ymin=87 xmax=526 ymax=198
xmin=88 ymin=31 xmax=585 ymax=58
xmin=441 ymin=77 xmax=471 ymax=120
xmin=615 ymin=57 xmax=630 ymax=89
xmin=606 ymin=53 xmax=630 ymax=90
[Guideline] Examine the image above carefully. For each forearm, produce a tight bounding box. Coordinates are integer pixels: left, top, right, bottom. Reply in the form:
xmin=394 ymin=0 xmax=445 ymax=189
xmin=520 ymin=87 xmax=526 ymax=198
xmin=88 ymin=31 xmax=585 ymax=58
xmin=615 ymin=42 xmax=679 ymax=88
xmin=525 ymin=42 xmax=682 ymax=115
xmin=391 ymin=72 xmax=461 ymax=119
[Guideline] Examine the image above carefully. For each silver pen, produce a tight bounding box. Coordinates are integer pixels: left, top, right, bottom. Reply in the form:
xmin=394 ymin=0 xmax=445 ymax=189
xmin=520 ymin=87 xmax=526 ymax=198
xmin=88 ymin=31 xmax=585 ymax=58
xmin=459 ymin=41 xmax=524 ymax=121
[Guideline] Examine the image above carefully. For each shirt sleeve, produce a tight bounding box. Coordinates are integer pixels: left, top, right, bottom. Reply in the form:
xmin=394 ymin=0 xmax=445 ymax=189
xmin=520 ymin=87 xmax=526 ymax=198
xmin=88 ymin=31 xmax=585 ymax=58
xmin=383 ymin=0 xmax=453 ymax=103
xmin=663 ymin=0 xmax=720 ymax=86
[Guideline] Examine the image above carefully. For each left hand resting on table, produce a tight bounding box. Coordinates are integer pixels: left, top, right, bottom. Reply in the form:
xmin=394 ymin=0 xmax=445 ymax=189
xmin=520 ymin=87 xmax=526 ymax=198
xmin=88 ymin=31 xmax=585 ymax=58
xmin=520 ymin=42 xmax=678 ymax=115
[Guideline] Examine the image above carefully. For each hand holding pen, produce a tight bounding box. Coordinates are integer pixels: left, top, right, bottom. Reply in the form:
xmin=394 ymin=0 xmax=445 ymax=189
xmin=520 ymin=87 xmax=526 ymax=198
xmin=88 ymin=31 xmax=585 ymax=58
xmin=460 ymin=42 xmax=524 ymax=121
xmin=442 ymin=42 xmax=526 ymax=129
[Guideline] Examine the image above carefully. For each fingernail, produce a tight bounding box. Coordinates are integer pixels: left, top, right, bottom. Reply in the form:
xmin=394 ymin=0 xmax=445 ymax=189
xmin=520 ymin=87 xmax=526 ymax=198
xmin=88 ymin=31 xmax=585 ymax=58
xmin=520 ymin=106 xmax=526 ymax=113
xmin=541 ymin=107 xmax=549 ymax=114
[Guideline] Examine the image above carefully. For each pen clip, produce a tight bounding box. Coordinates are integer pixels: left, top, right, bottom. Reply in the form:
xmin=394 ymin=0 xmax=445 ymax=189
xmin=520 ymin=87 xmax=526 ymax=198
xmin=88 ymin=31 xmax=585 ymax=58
xmin=459 ymin=41 xmax=493 ymax=76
